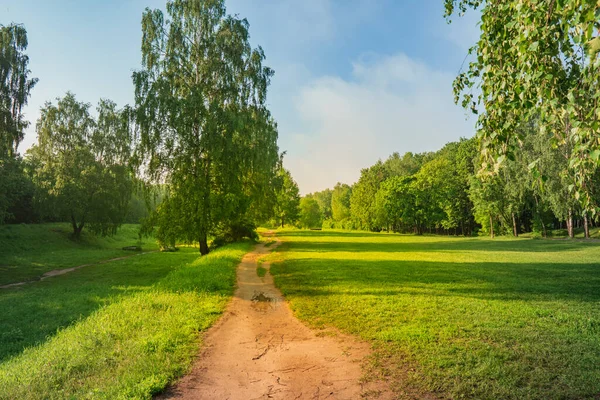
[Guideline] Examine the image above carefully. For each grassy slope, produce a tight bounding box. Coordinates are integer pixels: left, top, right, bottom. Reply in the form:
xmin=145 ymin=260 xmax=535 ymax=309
xmin=0 ymin=223 xmax=159 ymax=286
xmin=0 ymin=234 xmax=252 ymax=399
xmin=270 ymin=230 xmax=600 ymax=400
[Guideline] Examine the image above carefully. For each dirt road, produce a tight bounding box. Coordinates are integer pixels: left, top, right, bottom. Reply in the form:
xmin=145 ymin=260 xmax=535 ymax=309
xmin=158 ymin=237 xmax=390 ymax=399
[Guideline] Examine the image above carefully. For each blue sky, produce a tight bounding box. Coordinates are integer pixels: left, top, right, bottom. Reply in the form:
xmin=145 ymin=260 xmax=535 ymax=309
xmin=1 ymin=0 xmax=480 ymax=193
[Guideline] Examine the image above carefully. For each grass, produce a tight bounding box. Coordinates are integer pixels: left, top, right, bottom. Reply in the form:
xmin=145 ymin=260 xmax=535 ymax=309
xmin=270 ymin=229 xmax=600 ymax=400
xmin=0 ymin=223 xmax=159 ymax=286
xmin=257 ymin=265 xmax=267 ymax=277
xmin=0 ymin=225 xmax=252 ymax=399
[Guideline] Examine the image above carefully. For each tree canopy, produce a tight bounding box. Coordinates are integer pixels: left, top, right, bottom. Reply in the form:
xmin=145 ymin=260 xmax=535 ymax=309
xmin=446 ymin=0 xmax=600 ymax=217
xmin=132 ymin=0 xmax=279 ymax=253
xmin=28 ymin=93 xmax=133 ymax=237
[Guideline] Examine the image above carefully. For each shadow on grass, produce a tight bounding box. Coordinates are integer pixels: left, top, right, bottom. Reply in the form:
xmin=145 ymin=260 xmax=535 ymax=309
xmin=0 ymin=250 xmax=198 ymax=363
xmin=271 ymin=256 xmax=600 ymax=303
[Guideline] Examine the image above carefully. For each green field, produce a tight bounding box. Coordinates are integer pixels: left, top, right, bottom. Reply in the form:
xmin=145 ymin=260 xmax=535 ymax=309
xmin=0 ymin=224 xmax=251 ymax=399
xmin=270 ymin=230 xmax=600 ymax=400
xmin=0 ymin=223 xmax=159 ymax=286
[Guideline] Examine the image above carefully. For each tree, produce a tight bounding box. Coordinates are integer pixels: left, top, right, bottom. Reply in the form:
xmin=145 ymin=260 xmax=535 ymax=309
xmin=331 ymin=182 xmax=352 ymax=223
xmin=0 ymin=23 xmax=38 ymax=158
xmin=0 ymin=23 xmax=38 ymax=223
xmin=299 ymin=197 xmax=322 ymax=229
xmin=469 ymin=176 xmax=506 ymax=238
xmin=446 ymin=0 xmax=600 ymax=218
xmin=350 ymin=161 xmax=388 ymax=231
xmin=374 ymin=176 xmax=419 ymax=233
xmin=29 ymin=93 xmax=133 ymax=237
xmin=312 ymin=189 xmax=333 ymax=221
xmin=132 ymin=0 xmax=278 ymax=254
xmin=273 ymin=167 xmax=300 ymax=228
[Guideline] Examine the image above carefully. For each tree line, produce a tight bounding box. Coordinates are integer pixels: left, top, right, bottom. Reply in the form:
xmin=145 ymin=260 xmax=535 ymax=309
xmin=277 ymin=132 xmax=599 ymax=238
xmin=0 ymin=0 xmax=283 ymax=254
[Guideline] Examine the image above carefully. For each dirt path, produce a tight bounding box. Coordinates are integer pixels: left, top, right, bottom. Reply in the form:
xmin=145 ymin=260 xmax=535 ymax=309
xmin=0 ymin=251 xmax=156 ymax=290
xmin=158 ymin=237 xmax=391 ymax=400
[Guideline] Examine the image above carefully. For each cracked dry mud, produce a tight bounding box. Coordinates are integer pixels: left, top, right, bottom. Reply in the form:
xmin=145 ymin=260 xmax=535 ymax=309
xmin=157 ymin=236 xmax=391 ymax=400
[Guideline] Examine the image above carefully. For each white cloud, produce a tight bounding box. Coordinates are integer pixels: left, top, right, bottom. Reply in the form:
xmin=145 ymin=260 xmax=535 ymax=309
xmin=283 ymin=53 xmax=475 ymax=194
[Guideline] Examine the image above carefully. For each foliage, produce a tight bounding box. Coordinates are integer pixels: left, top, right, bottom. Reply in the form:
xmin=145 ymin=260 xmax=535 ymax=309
xmin=311 ymin=188 xmax=333 ymax=221
xmin=331 ymin=182 xmax=352 ymax=223
xmin=0 ymin=24 xmax=37 ymax=223
xmin=273 ymin=166 xmax=300 ymax=228
xmin=0 ymin=23 xmax=37 ymax=158
xmin=272 ymin=229 xmax=600 ymax=400
xmin=28 ymin=93 xmax=133 ymax=237
xmin=350 ymin=161 xmax=389 ymax=231
xmin=298 ymin=196 xmax=322 ymax=229
xmin=0 ymin=156 xmax=36 ymax=224
xmin=446 ymin=0 xmax=600 ymax=216
xmin=132 ymin=0 xmax=279 ymax=254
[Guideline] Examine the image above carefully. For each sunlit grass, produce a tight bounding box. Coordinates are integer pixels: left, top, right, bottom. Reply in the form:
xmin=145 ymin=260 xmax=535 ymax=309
xmin=271 ymin=230 xmax=600 ymax=400
xmin=0 ymin=240 xmax=252 ymax=399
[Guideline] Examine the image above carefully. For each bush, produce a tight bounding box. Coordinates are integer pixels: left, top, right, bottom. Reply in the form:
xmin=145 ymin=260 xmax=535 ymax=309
xmin=211 ymin=220 xmax=258 ymax=249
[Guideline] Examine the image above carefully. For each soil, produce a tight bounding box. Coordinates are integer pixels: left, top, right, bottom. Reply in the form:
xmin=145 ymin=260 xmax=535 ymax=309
xmin=157 ymin=235 xmax=392 ymax=400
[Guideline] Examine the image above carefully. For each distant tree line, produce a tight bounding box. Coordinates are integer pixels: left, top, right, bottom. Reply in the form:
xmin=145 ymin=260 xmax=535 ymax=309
xmin=277 ymin=133 xmax=599 ymax=238
xmin=0 ymin=0 xmax=283 ymax=254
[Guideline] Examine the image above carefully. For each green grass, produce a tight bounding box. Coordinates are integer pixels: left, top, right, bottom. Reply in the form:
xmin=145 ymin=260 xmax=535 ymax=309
xmin=0 ymin=236 xmax=252 ymax=399
xmin=270 ymin=230 xmax=600 ymax=400
xmin=257 ymin=265 xmax=267 ymax=277
xmin=0 ymin=223 xmax=159 ymax=286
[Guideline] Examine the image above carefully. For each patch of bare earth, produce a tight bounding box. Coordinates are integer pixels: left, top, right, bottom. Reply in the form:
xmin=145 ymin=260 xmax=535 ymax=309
xmin=157 ymin=237 xmax=393 ymax=400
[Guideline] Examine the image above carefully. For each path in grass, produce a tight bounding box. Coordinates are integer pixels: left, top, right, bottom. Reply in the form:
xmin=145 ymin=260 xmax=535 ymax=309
xmin=159 ymin=235 xmax=391 ymax=400
xmin=0 ymin=250 xmax=156 ymax=289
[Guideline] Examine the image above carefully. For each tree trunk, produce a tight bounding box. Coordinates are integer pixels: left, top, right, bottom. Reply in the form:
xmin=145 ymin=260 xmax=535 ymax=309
xmin=199 ymin=233 xmax=209 ymax=255
xmin=567 ymin=209 xmax=574 ymax=238
xmin=281 ymin=217 xmax=284 ymax=228
xmin=71 ymin=213 xmax=84 ymax=238
xmin=512 ymin=212 xmax=518 ymax=237
xmin=584 ymin=212 xmax=590 ymax=239
xmin=489 ymin=214 xmax=495 ymax=239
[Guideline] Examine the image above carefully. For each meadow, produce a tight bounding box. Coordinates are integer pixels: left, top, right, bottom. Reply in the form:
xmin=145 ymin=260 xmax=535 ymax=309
xmin=0 ymin=224 xmax=251 ymax=399
xmin=270 ymin=230 xmax=600 ymax=400
xmin=0 ymin=223 xmax=159 ymax=286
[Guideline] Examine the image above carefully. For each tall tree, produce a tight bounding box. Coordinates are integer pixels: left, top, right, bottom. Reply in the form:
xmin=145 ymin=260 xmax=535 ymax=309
xmin=0 ymin=24 xmax=37 ymax=224
xmin=0 ymin=23 xmax=37 ymax=158
xmin=350 ymin=161 xmax=388 ymax=231
xmin=29 ymin=93 xmax=133 ymax=237
xmin=133 ymin=0 xmax=278 ymax=254
xmin=446 ymin=0 xmax=600 ymax=218
xmin=273 ymin=167 xmax=300 ymax=228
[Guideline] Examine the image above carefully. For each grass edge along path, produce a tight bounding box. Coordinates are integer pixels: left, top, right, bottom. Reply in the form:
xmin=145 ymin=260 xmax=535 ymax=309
xmin=0 ymin=241 xmax=252 ymax=400
xmin=269 ymin=229 xmax=600 ymax=400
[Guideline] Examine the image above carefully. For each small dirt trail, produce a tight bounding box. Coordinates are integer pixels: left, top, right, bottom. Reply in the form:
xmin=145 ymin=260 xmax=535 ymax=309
xmin=0 ymin=251 xmax=156 ymax=290
xmin=158 ymin=235 xmax=391 ymax=400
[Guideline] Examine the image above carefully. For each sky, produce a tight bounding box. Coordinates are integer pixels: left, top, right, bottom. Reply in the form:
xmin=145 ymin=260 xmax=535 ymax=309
xmin=1 ymin=0 xmax=480 ymax=194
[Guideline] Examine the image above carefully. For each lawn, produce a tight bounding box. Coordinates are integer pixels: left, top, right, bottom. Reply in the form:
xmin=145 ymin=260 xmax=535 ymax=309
xmin=0 ymin=224 xmax=252 ymax=399
xmin=270 ymin=230 xmax=600 ymax=400
xmin=0 ymin=223 xmax=159 ymax=286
